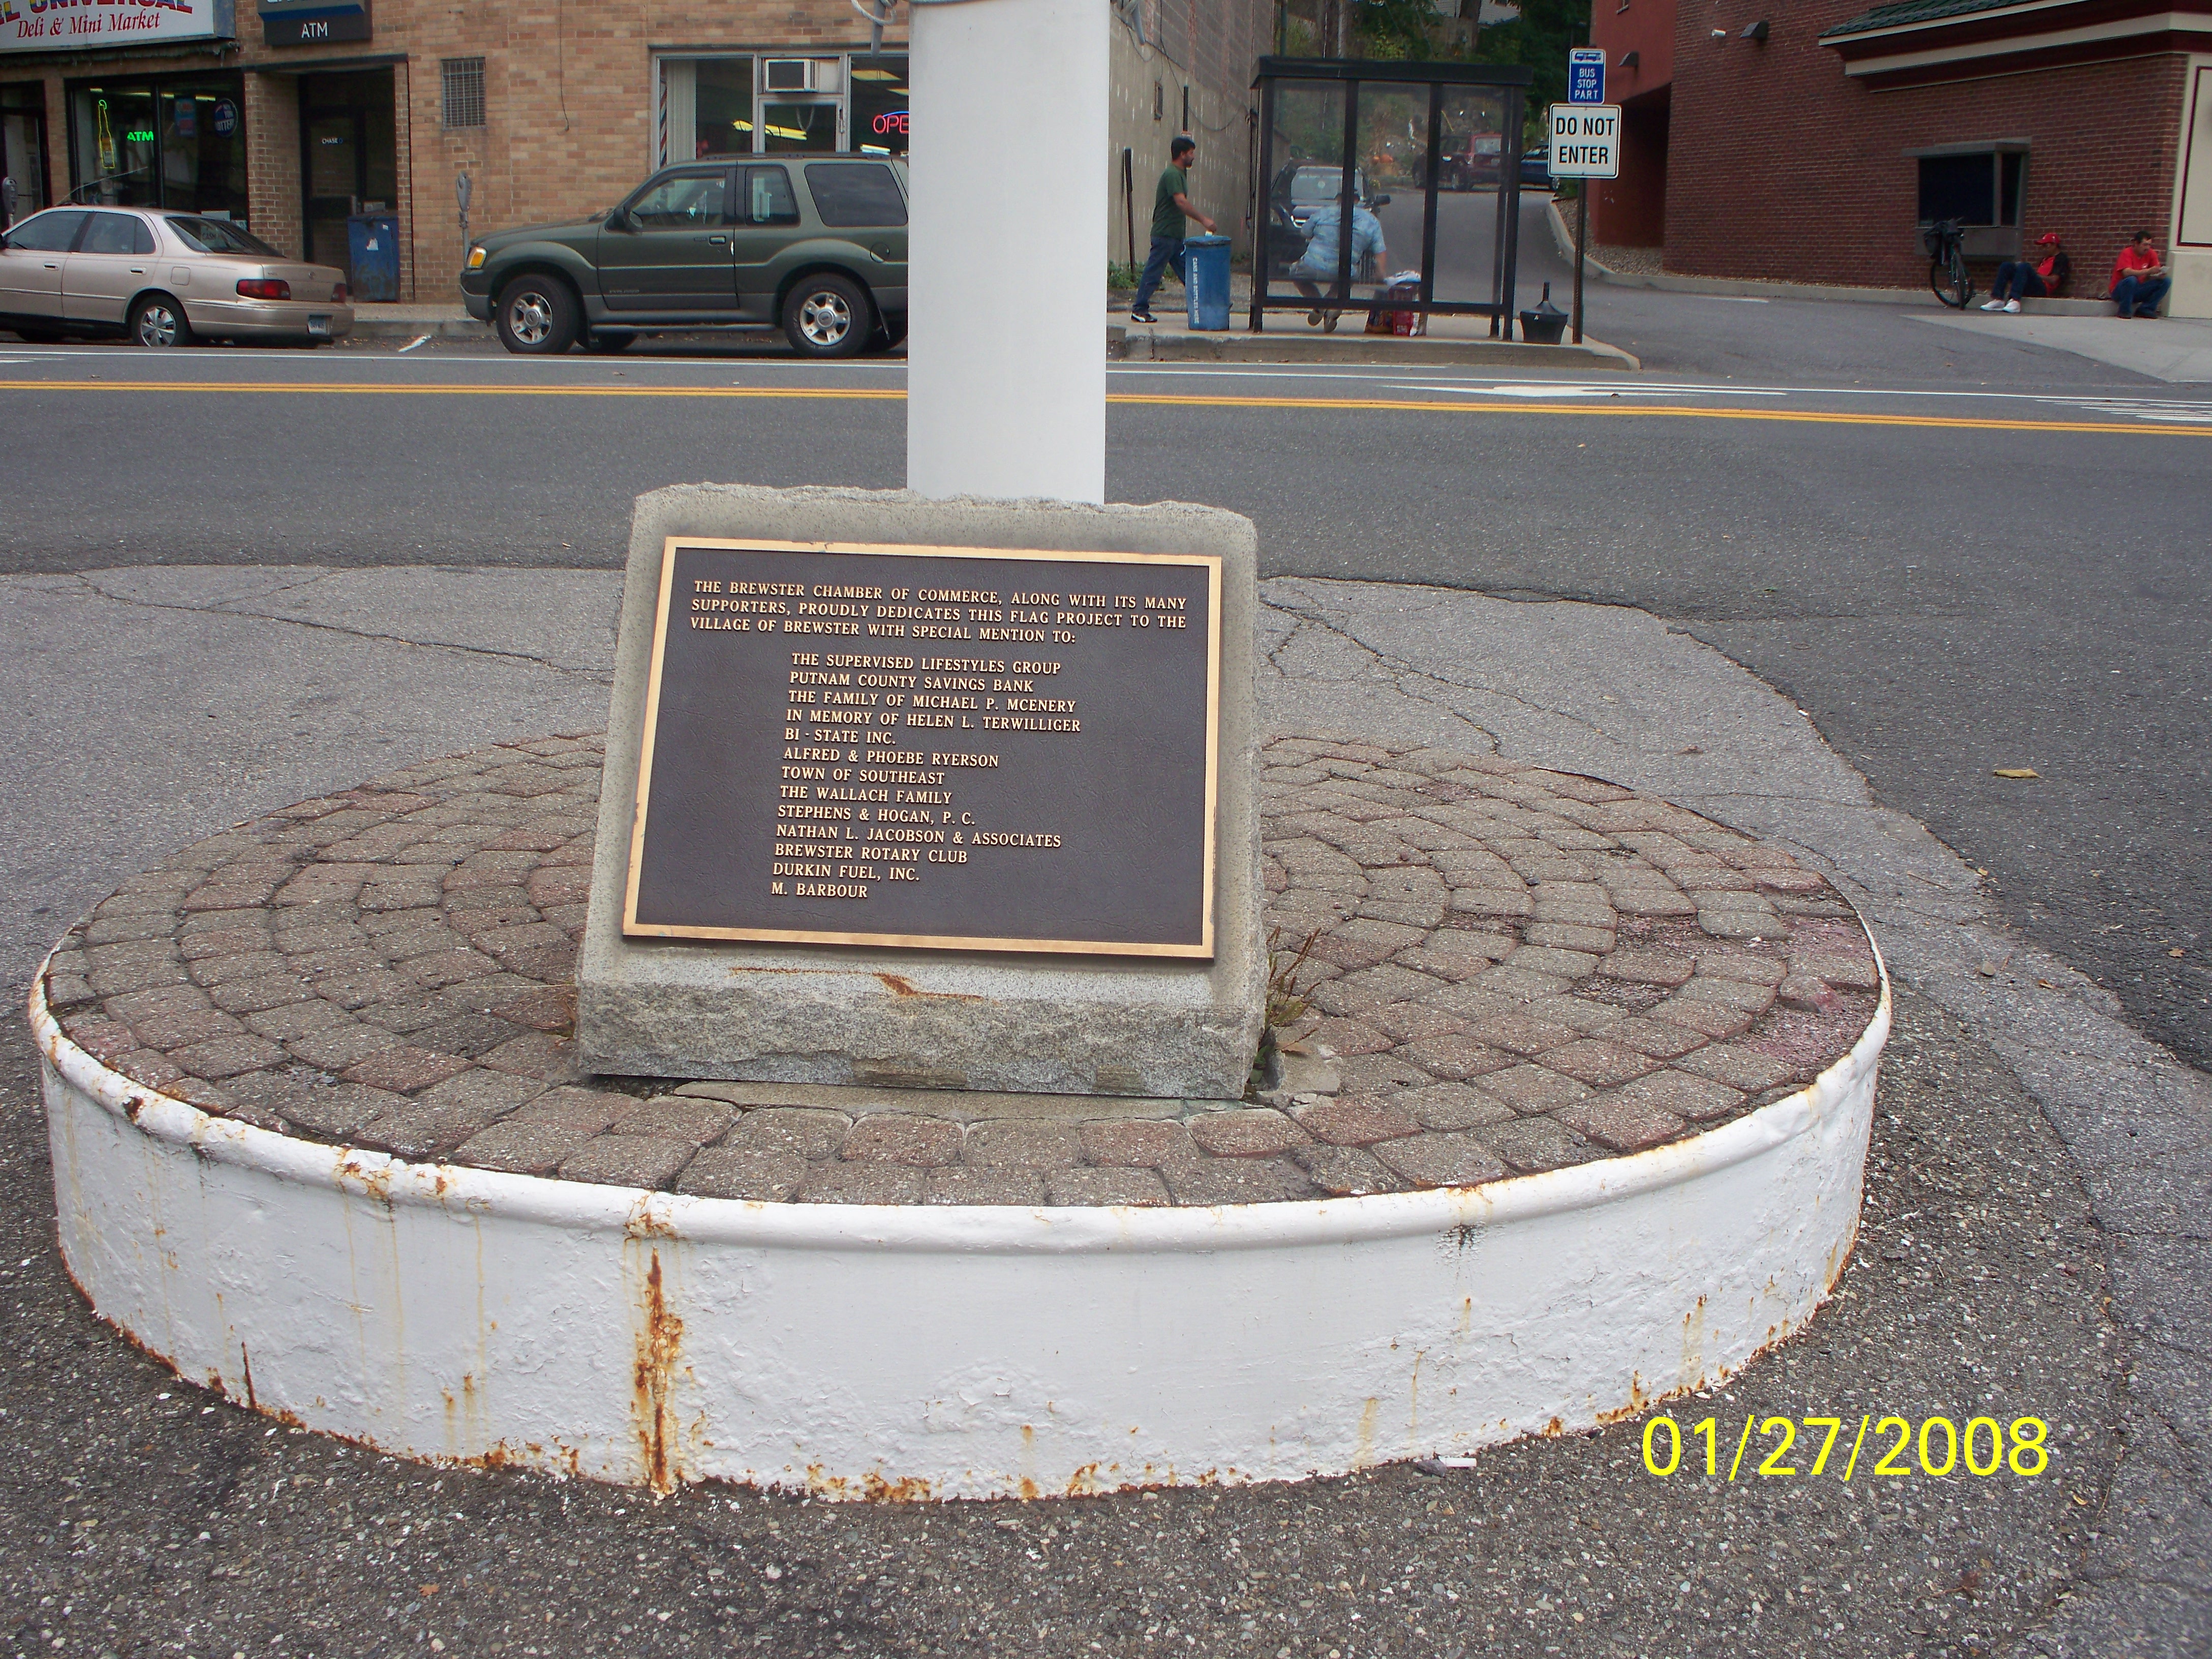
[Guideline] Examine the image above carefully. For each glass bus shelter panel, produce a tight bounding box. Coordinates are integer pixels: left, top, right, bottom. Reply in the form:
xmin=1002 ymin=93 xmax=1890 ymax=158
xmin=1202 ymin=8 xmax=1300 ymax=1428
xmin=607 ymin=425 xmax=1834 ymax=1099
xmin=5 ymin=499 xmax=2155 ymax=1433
xmin=1262 ymin=78 xmax=1348 ymax=295
xmin=1427 ymin=86 xmax=1516 ymax=311
xmin=1357 ymin=81 xmax=1429 ymax=294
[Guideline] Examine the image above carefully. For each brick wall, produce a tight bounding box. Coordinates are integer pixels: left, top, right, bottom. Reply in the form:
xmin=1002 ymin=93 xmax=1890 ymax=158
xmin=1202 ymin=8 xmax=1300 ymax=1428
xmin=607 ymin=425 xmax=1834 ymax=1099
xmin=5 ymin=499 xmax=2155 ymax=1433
xmin=1594 ymin=90 xmax=1669 ymax=247
xmin=1666 ymin=2 xmax=2190 ymax=289
xmin=244 ymin=70 xmax=302 ymax=260
xmin=1111 ymin=1 xmax=1273 ymax=260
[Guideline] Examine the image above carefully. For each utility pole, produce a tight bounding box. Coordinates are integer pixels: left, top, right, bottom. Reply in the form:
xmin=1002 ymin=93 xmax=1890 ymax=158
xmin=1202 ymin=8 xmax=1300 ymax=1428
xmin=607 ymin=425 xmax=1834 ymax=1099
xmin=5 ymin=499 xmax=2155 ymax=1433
xmin=908 ymin=0 xmax=1106 ymax=503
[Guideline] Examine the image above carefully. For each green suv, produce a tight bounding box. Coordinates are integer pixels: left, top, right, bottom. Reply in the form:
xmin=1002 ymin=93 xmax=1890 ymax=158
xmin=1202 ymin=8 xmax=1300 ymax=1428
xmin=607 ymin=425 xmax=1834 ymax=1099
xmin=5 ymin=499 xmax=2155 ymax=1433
xmin=460 ymin=156 xmax=907 ymax=356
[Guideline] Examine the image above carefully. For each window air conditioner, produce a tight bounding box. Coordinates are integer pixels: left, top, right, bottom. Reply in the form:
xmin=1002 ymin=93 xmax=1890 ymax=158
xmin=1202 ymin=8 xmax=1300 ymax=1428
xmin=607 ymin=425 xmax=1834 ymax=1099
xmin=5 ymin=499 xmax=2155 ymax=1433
xmin=763 ymin=59 xmax=815 ymax=92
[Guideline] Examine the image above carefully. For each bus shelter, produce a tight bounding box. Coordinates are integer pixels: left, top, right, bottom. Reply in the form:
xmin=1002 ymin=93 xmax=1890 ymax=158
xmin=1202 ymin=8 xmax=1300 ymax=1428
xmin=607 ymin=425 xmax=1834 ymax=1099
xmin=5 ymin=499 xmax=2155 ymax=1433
xmin=1250 ymin=57 xmax=1537 ymax=336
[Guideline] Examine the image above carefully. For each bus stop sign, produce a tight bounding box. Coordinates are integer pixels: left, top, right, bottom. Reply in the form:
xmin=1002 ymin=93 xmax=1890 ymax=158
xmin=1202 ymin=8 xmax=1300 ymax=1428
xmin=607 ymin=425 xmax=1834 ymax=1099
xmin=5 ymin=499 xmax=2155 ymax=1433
xmin=1568 ymin=47 xmax=1606 ymax=105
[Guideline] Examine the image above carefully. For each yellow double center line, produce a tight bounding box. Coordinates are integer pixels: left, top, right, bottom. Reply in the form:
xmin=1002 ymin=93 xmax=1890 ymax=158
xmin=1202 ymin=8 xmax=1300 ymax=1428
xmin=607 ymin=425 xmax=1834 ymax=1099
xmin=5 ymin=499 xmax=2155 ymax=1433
xmin=3 ymin=379 xmax=2206 ymax=437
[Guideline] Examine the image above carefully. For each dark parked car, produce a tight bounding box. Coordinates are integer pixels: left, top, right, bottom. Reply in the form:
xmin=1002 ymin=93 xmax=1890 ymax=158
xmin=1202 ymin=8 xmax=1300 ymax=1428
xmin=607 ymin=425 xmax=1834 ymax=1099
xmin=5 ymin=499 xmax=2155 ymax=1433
xmin=1521 ymin=149 xmax=1553 ymax=190
xmin=460 ymin=156 xmax=907 ymax=356
xmin=1272 ymin=163 xmax=1385 ymax=238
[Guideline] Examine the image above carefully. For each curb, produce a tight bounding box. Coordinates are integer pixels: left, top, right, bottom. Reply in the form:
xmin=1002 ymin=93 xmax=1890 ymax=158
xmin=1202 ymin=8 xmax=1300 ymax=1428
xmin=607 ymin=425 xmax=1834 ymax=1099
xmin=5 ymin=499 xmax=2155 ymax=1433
xmin=36 ymin=926 xmax=1884 ymax=1499
xmin=1109 ymin=322 xmax=1639 ymax=371
xmin=348 ymin=314 xmax=489 ymax=341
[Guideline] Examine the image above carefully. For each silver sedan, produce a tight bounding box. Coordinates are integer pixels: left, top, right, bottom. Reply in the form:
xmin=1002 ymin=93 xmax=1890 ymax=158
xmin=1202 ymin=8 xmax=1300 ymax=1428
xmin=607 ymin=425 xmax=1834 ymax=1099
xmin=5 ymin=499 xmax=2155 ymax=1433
xmin=0 ymin=205 xmax=354 ymax=347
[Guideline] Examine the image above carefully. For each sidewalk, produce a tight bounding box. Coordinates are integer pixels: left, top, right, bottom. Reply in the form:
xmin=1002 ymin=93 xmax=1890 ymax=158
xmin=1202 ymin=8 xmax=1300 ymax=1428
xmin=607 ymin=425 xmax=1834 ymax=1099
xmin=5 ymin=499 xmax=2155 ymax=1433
xmin=1914 ymin=308 xmax=2212 ymax=382
xmin=1542 ymin=197 xmax=2115 ymax=315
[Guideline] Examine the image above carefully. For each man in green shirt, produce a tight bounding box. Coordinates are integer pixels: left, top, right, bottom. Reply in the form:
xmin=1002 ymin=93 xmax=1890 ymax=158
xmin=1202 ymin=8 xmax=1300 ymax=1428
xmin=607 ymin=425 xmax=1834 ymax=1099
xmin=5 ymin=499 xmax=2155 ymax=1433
xmin=1130 ymin=135 xmax=1216 ymax=323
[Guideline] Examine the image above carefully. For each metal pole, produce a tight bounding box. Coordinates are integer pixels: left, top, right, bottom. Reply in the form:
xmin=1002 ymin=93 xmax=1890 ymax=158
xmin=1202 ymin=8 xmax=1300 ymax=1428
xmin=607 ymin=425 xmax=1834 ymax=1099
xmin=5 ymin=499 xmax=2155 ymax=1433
xmin=1573 ymin=185 xmax=1586 ymax=345
xmin=1250 ymin=73 xmax=1274 ymax=331
xmin=1122 ymin=146 xmax=1135 ymax=270
xmin=1498 ymin=85 xmax=1522 ymax=341
xmin=1418 ymin=82 xmax=1441 ymax=326
xmin=1335 ymin=78 xmax=1358 ymax=322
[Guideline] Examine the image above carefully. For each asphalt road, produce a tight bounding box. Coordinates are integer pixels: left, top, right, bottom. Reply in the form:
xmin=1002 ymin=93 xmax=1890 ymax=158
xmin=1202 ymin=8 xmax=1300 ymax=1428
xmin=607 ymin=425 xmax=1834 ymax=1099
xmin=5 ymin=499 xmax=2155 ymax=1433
xmin=0 ymin=333 xmax=2201 ymax=1073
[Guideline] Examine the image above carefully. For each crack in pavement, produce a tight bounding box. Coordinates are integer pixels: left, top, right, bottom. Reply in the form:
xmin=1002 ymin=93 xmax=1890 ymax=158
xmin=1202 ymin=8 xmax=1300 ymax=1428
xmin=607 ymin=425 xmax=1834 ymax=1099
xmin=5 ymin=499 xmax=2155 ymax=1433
xmin=70 ymin=570 xmax=614 ymax=680
xmin=1262 ymin=585 xmax=1615 ymax=745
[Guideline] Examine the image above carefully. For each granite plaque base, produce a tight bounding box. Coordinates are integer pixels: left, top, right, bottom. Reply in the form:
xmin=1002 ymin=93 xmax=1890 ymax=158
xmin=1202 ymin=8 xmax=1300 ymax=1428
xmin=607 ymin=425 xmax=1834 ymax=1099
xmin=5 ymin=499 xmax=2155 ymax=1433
xmin=576 ymin=485 xmax=1265 ymax=1099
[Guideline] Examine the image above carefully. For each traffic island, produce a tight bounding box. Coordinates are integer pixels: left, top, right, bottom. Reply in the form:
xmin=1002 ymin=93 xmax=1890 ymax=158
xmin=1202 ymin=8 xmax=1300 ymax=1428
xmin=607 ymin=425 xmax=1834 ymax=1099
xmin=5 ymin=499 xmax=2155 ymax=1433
xmin=35 ymin=730 xmax=1885 ymax=1498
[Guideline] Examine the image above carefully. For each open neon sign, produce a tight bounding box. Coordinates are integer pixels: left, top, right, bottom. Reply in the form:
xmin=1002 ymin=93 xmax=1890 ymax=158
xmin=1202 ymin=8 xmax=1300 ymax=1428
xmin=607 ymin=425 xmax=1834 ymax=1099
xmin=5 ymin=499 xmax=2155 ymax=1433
xmin=872 ymin=110 xmax=909 ymax=136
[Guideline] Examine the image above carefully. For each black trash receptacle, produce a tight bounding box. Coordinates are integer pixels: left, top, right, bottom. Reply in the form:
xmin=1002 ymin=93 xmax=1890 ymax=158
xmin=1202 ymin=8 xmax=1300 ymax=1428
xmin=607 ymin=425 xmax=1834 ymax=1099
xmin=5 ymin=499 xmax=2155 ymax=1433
xmin=1519 ymin=281 xmax=1569 ymax=345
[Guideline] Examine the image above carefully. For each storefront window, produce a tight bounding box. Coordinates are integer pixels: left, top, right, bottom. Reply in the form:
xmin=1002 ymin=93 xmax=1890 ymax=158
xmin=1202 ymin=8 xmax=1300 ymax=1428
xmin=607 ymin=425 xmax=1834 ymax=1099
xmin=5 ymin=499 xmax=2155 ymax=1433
xmin=695 ymin=58 xmax=752 ymax=157
xmin=850 ymin=56 xmax=908 ymax=157
xmin=69 ymin=76 xmax=245 ymax=219
xmin=762 ymin=99 xmax=837 ymax=152
xmin=659 ymin=53 xmax=906 ymax=164
xmin=2 ymin=83 xmax=49 ymax=223
xmin=161 ymin=85 xmax=249 ymax=217
xmin=74 ymin=86 xmax=158 ymax=206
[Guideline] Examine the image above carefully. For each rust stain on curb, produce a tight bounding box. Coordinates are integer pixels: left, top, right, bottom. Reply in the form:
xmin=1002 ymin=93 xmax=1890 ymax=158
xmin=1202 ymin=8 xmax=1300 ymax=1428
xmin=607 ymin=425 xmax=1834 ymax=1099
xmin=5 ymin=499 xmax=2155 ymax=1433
xmin=632 ymin=1250 xmax=685 ymax=1494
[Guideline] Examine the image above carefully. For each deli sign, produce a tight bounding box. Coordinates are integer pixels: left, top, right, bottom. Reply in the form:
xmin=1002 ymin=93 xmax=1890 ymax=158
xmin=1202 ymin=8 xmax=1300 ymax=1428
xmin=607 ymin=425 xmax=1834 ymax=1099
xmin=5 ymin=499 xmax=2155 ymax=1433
xmin=260 ymin=0 xmax=368 ymax=45
xmin=0 ymin=0 xmax=235 ymax=53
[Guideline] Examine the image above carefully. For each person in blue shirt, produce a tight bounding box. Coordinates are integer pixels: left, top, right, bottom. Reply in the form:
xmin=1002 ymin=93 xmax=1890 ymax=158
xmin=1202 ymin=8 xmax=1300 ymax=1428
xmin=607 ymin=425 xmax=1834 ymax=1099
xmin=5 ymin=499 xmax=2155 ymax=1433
xmin=1288 ymin=193 xmax=1388 ymax=331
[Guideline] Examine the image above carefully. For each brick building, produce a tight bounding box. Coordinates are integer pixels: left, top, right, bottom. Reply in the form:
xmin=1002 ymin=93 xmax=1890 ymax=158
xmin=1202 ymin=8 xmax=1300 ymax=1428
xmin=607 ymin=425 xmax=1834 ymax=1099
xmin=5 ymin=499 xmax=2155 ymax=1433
xmin=0 ymin=0 xmax=1270 ymax=303
xmin=1590 ymin=0 xmax=2212 ymax=316
xmin=1110 ymin=0 xmax=1274 ymax=266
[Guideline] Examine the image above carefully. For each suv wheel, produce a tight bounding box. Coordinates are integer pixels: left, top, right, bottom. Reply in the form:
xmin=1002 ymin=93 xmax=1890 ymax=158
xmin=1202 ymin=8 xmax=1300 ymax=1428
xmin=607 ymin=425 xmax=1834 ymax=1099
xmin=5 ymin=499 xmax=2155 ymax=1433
xmin=495 ymin=275 xmax=579 ymax=354
xmin=782 ymin=274 xmax=870 ymax=358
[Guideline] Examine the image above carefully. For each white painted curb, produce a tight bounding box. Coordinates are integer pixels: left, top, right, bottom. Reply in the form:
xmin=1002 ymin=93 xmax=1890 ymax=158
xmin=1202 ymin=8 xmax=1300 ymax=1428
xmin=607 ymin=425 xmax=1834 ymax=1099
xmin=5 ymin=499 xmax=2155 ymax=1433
xmin=36 ymin=949 xmax=1887 ymax=1500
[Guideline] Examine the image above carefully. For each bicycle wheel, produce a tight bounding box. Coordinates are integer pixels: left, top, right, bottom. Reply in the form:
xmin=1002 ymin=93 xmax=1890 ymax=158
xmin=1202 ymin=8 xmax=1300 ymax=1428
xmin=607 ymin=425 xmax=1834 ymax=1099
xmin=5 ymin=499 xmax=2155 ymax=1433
xmin=1930 ymin=253 xmax=1971 ymax=309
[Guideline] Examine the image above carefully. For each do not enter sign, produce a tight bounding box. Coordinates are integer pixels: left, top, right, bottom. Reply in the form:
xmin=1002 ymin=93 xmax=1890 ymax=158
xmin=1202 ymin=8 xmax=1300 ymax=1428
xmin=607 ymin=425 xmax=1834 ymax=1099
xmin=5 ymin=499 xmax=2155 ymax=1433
xmin=1547 ymin=104 xmax=1620 ymax=178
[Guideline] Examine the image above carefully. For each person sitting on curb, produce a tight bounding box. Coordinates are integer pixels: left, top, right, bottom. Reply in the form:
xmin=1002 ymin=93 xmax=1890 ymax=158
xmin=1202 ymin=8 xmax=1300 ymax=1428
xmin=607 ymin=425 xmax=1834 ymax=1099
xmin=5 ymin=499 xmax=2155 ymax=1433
xmin=1289 ymin=193 xmax=1388 ymax=332
xmin=1129 ymin=135 xmax=1215 ymax=326
xmin=2109 ymin=230 xmax=2170 ymax=319
xmin=1981 ymin=232 xmax=2070 ymax=313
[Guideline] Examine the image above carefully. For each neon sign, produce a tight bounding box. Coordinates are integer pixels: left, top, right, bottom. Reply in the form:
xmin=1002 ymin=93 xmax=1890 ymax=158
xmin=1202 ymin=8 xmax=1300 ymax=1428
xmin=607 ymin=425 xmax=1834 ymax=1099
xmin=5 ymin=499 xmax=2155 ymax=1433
xmin=872 ymin=110 xmax=909 ymax=137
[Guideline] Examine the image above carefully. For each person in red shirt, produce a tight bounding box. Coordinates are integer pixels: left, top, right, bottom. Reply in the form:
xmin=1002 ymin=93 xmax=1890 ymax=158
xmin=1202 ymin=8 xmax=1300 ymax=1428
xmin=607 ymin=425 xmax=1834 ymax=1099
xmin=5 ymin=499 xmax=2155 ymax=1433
xmin=2109 ymin=230 xmax=2170 ymax=319
xmin=1982 ymin=232 xmax=2071 ymax=313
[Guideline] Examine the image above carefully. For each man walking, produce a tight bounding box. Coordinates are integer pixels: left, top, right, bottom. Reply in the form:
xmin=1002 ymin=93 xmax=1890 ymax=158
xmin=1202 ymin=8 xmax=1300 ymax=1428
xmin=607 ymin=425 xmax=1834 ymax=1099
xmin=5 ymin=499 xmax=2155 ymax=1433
xmin=1130 ymin=135 xmax=1214 ymax=325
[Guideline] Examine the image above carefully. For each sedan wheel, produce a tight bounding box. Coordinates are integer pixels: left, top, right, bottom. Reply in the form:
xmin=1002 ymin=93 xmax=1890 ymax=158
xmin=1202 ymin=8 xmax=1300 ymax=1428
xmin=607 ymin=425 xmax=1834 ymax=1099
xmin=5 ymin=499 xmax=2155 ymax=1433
xmin=782 ymin=274 xmax=870 ymax=358
xmin=131 ymin=295 xmax=193 ymax=349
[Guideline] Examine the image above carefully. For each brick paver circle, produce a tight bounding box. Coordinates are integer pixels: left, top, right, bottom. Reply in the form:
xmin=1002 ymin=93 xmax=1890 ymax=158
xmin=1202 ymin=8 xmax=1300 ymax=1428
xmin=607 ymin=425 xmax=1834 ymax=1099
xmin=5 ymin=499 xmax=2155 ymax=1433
xmin=40 ymin=733 xmax=1882 ymax=1207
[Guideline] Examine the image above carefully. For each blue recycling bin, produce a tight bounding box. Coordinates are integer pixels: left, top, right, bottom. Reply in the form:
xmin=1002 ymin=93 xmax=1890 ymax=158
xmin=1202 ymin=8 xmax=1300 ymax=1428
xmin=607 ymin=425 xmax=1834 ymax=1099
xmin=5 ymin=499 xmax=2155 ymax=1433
xmin=1183 ymin=233 xmax=1232 ymax=331
xmin=346 ymin=213 xmax=400 ymax=302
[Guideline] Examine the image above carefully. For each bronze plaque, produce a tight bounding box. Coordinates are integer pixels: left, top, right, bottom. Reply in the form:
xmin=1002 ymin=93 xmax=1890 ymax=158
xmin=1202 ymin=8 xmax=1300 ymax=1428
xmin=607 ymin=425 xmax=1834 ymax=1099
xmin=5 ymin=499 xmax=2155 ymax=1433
xmin=624 ymin=538 xmax=1222 ymax=958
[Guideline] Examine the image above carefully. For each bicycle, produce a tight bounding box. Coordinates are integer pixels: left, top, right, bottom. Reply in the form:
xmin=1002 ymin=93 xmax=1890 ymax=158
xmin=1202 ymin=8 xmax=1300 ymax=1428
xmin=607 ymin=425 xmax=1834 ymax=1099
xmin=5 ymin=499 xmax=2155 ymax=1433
xmin=1924 ymin=219 xmax=1975 ymax=310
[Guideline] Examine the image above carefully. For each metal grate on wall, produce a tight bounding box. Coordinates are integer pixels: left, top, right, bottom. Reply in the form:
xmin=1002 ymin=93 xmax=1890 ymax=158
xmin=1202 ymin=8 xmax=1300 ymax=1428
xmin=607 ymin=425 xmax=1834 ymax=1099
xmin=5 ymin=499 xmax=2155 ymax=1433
xmin=441 ymin=57 xmax=486 ymax=129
